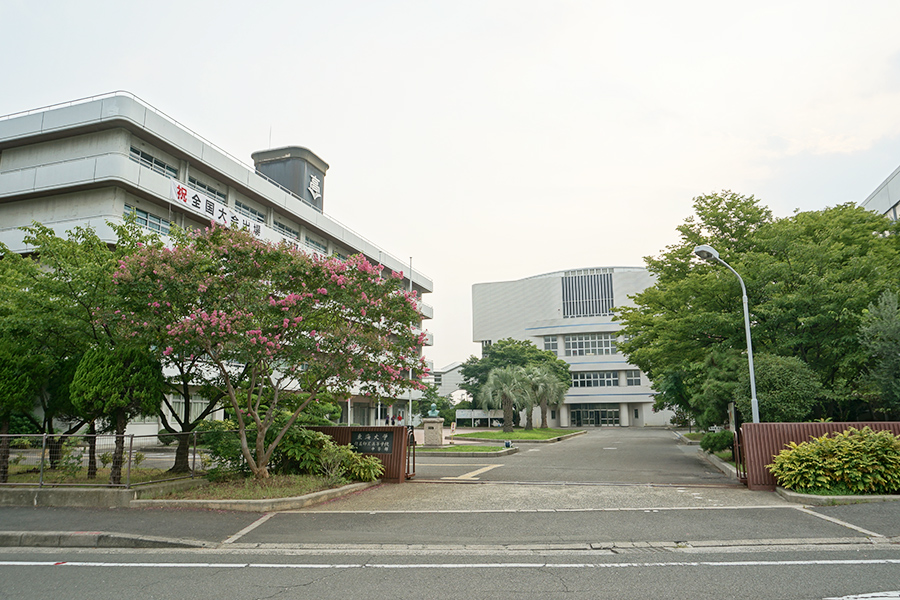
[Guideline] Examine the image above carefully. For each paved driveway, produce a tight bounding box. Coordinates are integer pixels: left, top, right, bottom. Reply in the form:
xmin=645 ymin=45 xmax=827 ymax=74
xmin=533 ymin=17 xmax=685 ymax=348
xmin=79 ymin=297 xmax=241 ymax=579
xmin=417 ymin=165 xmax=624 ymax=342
xmin=413 ymin=427 xmax=732 ymax=485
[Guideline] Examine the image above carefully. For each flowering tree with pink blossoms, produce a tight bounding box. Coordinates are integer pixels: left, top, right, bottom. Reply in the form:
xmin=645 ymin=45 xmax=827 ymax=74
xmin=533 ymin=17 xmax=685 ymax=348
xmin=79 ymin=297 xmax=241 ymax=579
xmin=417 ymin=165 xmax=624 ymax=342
xmin=113 ymin=224 xmax=426 ymax=479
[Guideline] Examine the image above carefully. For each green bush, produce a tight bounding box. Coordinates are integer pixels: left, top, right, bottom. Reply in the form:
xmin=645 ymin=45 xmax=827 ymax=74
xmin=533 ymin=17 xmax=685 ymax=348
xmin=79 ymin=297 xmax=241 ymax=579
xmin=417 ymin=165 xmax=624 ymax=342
xmin=344 ymin=451 xmax=385 ymax=482
xmin=280 ymin=428 xmax=334 ymax=474
xmin=768 ymin=427 xmax=900 ymax=494
xmin=195 ymin=416 xmax=385 ymax=482
xmin=700 ymin=430 xmax=734 ymax=453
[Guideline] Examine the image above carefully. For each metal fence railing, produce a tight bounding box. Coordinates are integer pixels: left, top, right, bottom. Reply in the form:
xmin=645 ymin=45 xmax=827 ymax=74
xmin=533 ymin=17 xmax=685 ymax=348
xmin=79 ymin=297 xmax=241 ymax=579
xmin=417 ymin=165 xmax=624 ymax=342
xmin=0 ymin=432 xmax=203 ymax=489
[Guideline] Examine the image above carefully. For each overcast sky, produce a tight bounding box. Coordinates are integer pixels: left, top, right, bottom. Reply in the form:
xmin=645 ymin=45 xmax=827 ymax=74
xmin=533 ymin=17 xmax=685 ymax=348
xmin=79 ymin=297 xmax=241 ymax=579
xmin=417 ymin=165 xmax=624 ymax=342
xmin=4 ymin=1 xmax=900 ymax=369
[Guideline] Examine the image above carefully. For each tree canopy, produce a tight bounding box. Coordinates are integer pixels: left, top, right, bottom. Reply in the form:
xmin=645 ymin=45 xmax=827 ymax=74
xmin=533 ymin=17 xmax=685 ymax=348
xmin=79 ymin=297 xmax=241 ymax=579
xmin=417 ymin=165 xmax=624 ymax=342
xmin=112 ymin=223 xmax=427 ymax=478
xmin=617 ymin=191 xmax=900 ymax=426
xmin=459 ymin=338 xmax=570 ymax=401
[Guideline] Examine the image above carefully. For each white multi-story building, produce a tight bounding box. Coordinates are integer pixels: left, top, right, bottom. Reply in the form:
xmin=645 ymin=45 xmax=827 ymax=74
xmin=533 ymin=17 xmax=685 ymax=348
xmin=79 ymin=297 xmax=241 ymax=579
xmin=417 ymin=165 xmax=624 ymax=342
xmin=862 ymin=164 xmax=900 ymax=220
xmin=0 ymin=92 xmax=433 ymax=430
xmin=472 ymin=267 xmax=673 ymax=427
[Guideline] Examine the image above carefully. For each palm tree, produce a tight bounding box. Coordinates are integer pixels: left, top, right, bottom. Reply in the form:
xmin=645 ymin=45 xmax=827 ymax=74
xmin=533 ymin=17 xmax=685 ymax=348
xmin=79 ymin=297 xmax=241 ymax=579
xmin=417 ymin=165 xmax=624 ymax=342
xmin=524 ymin=365 xmax=567 ymax=429
xmin=477 ymin=366 xmax=526 ymax=433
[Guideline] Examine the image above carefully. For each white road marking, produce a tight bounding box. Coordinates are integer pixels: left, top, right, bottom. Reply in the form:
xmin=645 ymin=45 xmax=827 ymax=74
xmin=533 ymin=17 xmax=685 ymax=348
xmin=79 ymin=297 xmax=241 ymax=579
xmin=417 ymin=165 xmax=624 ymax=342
xmin=222 ymin=513 xmax=277 ymax=545
xmin=2 ymin=559 xmax=899 ymax=569
xmin=441 ymin=464 xmax=503 ymax=480
xmin=795 ymin=507 xmax=885 ymax=538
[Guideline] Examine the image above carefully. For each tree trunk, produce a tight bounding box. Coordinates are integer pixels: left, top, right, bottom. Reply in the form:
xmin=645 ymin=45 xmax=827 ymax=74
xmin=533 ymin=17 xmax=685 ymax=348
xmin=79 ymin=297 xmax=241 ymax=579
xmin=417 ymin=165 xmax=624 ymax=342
xmin=109 ymin=411 xmax=126 ymax=485
xmin=169 ymin=432 xmax=192 ymax=474
xmin=47 ymin=436 xmax=64 ymax=469
xmin=540 ymin=400 xmax=549 ymax=429
xmin=86 ymin=422 xmax=97 ymax=480
xmin=502 ymin=398 xmax=514 ymax=434
xmin=0 ymin=419 xmax=10 ymax=484
xmin=525 ymin=405 xmax=534 ymax=430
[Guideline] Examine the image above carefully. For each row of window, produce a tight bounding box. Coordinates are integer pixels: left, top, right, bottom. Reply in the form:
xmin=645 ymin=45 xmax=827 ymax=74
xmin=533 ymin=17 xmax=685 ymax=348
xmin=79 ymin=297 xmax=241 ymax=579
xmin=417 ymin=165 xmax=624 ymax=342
xmin=130 ymin=145 xmax=361 ymax=261
xmin=188 ymin=176 xmax=227 ymax=202
xmin=544 ymin=333 xmax=617 ymax=356
xmin=570 ymin=370 xmax=642 ymax=388
xmin=124 ymin=204 xmax=171 ymax=235
xmin=130 ymin=146 xmax=178 ymax=179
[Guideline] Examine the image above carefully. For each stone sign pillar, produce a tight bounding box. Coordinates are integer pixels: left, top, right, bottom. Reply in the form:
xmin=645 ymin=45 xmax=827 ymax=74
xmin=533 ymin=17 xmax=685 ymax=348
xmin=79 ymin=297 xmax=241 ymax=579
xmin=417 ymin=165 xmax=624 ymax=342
xmin=423 ymin=418 xmax=444 ymax=447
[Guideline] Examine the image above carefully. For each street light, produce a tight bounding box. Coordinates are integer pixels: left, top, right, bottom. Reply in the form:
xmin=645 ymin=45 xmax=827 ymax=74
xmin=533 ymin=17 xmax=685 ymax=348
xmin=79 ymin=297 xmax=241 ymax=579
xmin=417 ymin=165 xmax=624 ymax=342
xmin=693 ymin=245 xmax=760 ymax=423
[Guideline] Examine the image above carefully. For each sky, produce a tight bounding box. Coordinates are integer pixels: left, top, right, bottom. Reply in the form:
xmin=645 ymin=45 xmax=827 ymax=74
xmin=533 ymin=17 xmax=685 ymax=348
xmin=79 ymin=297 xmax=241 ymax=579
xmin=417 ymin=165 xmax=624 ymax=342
xmin=4 ymin=1 xmax=900 ymax=370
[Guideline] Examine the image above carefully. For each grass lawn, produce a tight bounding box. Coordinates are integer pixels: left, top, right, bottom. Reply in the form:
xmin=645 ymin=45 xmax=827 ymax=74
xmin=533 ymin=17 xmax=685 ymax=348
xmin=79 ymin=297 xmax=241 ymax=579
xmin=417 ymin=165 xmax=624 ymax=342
xmin=417 ymin=445 xmax=505 ymax=452
xmin=148 ymin=474 xmax=339 ymax=500
xmin=6 ymin=466 xmax=177 ymax=486
xmin=682 ymin=432 xmax=705 ymax=441
xmin=454 ymin=428 xmax=580 ymax=441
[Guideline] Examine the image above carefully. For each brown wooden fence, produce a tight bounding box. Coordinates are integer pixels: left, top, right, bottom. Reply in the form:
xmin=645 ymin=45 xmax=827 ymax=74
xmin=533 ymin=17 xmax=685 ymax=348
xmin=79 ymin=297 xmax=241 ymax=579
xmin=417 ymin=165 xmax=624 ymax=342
xmin=309 ymin=426 xmax=411 ymax=484
xmin=740 ymin=422 xmax=900 ymax=491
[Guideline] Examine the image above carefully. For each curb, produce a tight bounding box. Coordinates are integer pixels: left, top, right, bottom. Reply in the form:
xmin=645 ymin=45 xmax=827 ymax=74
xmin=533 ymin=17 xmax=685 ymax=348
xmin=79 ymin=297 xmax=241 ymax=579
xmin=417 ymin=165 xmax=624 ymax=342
xmin=702 ymin=451 xmax=738 ymax=480
xmin=416 ymin=447 xmax=519 ymax=458
xmin=0 ymin=531 xmax=214 ymax=549
xmin=130 ymin=481 xmax=380 ymax=512
xmin=451 ymin=431 xmax=587 ymax=444
xmin=774 ymin=486 xmax=900 ymax=506
xmin=671 ymin=430 xmax=701 ymax=445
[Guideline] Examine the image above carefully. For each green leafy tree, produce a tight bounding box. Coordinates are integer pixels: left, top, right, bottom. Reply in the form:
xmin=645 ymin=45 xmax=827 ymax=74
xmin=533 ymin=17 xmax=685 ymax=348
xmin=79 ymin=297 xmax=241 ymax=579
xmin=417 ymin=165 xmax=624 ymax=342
xmin=733 ymin=353 xmax=822 ymax=423
xmin=858 ymin=290 xmax=900 ymax=419
xmin=0 ymin=222 xmax=155 ymax=467
xmin=460 ymin=338 xmax=570 ymax=403
xmin=618 ymin=192 xmax=900 ymax=425
xmin=477 ymin=366 xmax=527 ymax=433
xmin=0 ymin=340 xmax=45 ymax=482
xmin=70 ymin=346 xmax=165 ymax=484
xmin=522 ymin=364 xmax=567 ymax=429
xmin=114 ymin=224 xmax=425 ymax=479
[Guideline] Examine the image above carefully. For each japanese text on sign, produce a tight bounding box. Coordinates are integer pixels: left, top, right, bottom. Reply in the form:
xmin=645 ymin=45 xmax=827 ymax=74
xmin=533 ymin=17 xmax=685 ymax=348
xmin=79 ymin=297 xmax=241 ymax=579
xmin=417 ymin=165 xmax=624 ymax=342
xmin=350 ymin=431 xmax=394 ymax=454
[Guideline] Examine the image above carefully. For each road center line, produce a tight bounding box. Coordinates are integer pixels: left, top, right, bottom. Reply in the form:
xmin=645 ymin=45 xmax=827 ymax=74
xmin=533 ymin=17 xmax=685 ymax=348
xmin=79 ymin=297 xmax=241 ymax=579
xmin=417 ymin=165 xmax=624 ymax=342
xmin=2 ymin=559 xmax=899 ymax=569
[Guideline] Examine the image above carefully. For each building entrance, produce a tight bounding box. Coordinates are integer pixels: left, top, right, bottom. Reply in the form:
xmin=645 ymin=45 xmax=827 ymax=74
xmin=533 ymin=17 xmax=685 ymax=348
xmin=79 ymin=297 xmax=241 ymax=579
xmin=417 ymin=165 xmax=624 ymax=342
xmin=569 ymin=404 xmax=620 ymax=426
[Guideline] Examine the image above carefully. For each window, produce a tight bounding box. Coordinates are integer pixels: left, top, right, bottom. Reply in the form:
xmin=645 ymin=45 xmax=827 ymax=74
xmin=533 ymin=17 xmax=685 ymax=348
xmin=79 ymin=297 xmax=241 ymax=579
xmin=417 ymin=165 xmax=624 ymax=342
xmin=235 ymin=200 xmax=266 ymax=223
xmin=305 ymin=235 xmax=328 ymax=254
xmin=124 ymin=204 xmax=170 ymax=235
xmin=169 ymin=395 xmax=215 ymax=421
xmin=188 ymin=176 xmax=226 ymax=202
xmin=562 ymin=269 xmax=614 ymax=318
xmin=571 ymin=371 xmax=619 ymax=388
xmin=434 ymin=374 xmax=443 ymax=387
xmin=129 ymin=146 xmax=178 ymax=179
xmin=481 ymin=340 xmax=492 ymax=353
xmin=564 ymin=333 xmax=616 ymax=356
xmin=273 ymin=220 xmax=300 ymax=240
xmin=543 ymin=335 xmax=558 ymax=355
xmin=626 ymin=370 xmax=642 ymax=386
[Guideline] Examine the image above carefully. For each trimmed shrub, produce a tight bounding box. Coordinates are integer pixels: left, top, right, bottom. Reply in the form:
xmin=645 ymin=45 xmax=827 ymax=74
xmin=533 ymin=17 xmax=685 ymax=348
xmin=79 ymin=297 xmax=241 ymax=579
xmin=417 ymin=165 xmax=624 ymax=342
xmin=700 ymin=430 xmax=734 ymax=453
xmin=768 ymin=427 xmax=900 ymax=494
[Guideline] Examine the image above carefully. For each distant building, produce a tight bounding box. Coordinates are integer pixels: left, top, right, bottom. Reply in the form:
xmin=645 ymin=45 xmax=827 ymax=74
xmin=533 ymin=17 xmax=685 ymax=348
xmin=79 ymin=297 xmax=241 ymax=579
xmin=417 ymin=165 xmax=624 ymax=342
xmin=861 ymin=165 xmax=900 ymax=220
xmin=472 ymin=267 xmax=673 ymax=427
xmin=0 ymin=92 xmax=433 ymax=430
xmin=431 ymin=362 xmax=469 ymax=401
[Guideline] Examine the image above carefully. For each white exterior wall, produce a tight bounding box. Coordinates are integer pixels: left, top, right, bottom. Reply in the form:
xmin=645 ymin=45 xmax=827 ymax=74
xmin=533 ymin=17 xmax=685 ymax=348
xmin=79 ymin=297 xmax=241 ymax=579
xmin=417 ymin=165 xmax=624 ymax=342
xmin=0 ymin=92 xmax=434 ymax=428
xmin=473 ymin=268 xmax=673 ymax=428
xmin=862 ymin=164 xmax=900 ymax=221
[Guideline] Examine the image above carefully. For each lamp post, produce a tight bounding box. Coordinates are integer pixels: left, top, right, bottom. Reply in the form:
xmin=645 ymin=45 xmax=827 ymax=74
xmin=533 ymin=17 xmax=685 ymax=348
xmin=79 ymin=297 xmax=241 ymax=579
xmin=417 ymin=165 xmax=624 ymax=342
xmin=693 ymin=245 xmax=759 ymax=423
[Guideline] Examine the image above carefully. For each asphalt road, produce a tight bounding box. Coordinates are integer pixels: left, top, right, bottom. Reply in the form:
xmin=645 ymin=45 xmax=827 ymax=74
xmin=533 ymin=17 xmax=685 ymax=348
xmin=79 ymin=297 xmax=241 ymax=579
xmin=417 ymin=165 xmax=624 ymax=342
xmin=2 ymin=427 xmax=898 ymax=599
xmin=414 ymin=428 xmax=731 ymax=484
